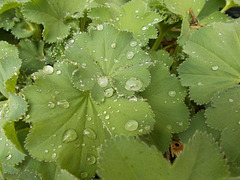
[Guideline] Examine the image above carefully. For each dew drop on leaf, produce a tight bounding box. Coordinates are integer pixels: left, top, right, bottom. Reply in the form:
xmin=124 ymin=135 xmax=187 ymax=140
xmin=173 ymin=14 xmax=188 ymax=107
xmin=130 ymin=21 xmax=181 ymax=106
xmin=56 ymin=70 xmax=62 ymax=75
xmin=111 ymin=43 xmax=116 ymax=49
xmin=48 ymin=102 xmax=55 ymax=109
xmin=6 ymin=154 xmax=12 ymax=160
xmin=98 ymin=76 xmax=109 ymax=87
xmin=83 ymin=128 xmax=97 ymax=140
xmin=130 ymin=41 xmax=137 ymax=47
xmin=229 ymin=98 xmax=234 ymax=103
xmin=80 ymin=172 xmax=88 ymax=178
xmin=144 ymin=125 xmax=151 ymax=131
xmin=211 ymin=65 xmax=219 ymax=71
xmin=105 ymin=115 xmax=110 ymax=120
xmin=52 ymin=153 xmax=56 ymax=158
xmin=168 ymin=91 xmax=176 ymax=97
xmin=44 ymin=149 xmax=49 ymax=153
xmin=57 ymin=99 xmax=70 ymax=108
xmin=97 ymin=24 xmax=103 ymax=31
xmin=62 ymin=129 xmax=78 ymax=143
xmin=87 ymin=155 xmax=96 ymax=165
xmin=125 ymin=77 xmax=143 ymax=91
xmin=43 ymin=65 xmax=54 ymax=74
xmin=167 ymin=124 xmax=172 ymax=130
xmin=104 ymin=88 xmax=114 ymax=97
xmin=197 ymin=82 xmax=203 ymax=86
xmin=126 ymin=51 xmax=135 ymax=59
xmin=124 ymin=120 xmax=139 ymax=131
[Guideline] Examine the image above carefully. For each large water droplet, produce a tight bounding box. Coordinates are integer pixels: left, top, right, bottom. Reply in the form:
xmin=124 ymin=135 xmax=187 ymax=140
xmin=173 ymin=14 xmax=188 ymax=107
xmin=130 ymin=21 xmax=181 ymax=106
xmin=125 ymin=77 xmax=143 ymax=91
xmin=48 ymin=102 xmax=55 ymax=109
xmin=87 ymin=155 xmax=96 ymax=165
xmin=98 ymin=76 xmax=109 ymax=87
xmin=97 ymin=24 xmax=103 ymax=31
xmin=57 ymin=99 xmax=70 ymax=109
xmin=80 ymin=172 xmax=88 ymax=178
xmin=130 ymin=41 xmax=137 ymax=47
xmin=111 ymin=43 xmax=116 ymax=49
xmin=43 ymin=65 xmax=54 ymax=75
xmin=83 ymin=128 xmax=97 ymax=139
xmin=211 ymin=65 xmax=219 ymax=71
xmin=126 ymin=51 xmax=135 ymax=59
xmin=168 ymin=91 xmax=176 ymax=97
xmin=104 ymin=88 xmax=114 ymax=97
xmin=62 ymin=129 xmax=78 ymax=143
xmin=124 ymin=120 xmax=138 ymax=131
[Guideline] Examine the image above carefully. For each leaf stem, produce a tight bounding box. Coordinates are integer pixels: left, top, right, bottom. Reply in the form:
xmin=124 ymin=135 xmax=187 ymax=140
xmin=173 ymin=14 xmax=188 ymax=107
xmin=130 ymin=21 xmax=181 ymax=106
xmin=221 ymin=0 xmax=238 ymax=13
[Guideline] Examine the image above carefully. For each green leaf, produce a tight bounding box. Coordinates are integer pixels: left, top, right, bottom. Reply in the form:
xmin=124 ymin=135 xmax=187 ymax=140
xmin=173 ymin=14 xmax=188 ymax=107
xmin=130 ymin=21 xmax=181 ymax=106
xmin=172 ymin=131 xmax=228 ymax=180
xmin=89 ymin=0 xmax=162 ymax=45
xmin=0 ymin=0 xmax=29 ymax=14
xmin=206 ymin=87 xmax=240 ymax=164
xmin=22 ymin=0 xmax=97 ymax=42
xmin=18 ymin=39 xmax=53 ymax=75
xmin=23 ymin=61 xmax=155 ymax=178
xmin=11 ymin=20 xmax=36 ymax=39
xmin=65 ymin=24 xmax=151 ymax=102
xmin=141 ymin=61 xmax=189 ymax=133
xmin=199 ymin=11 xmax=232 ymax=26
xmin=0 ymin=41 xmax=21 ymax=97
xmin=177 ymin=18 xmax=195 ymax=46
xmin=178 ymin=111 xmax=221 ymax=143
xmin=98 ymin=136 xmax=171 ymax=180
xmin=178 ymin=20 xmax=240 ymax=104
xmin=149 ymin=50 xmax=174 ymax=68
xmin=164 ymin=0 xmax=205 ymax=17
xmin=0 ymin=9 xmax=16 ymax=30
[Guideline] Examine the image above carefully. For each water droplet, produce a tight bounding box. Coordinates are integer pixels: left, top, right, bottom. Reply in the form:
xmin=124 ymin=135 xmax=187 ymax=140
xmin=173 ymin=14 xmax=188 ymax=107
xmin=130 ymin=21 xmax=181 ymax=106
xmin=44 ymin=149 xmax=48 ymax=153
xmin=80 ymin=172 xmax=88 ymax=178
xmin=238 ymin=121 xmax=240 ymax=125
xmin=6 ymin=154 xmax=12 ymax=160
xmin=43 ymin=65 xmax=54 ymax=75
xmin=197 ymin=82 xmax=203 ymax=86
xmin=218 ymin=32 xmax=222 ymax=35
xmin=178 ymin=122 xmax=183 ymax=126
xmin=52 ymin=153 xmax=56 ymax=158
xmin=229 ymin=98 xmax=234 ymax=103
xmin=142 ymin=26 xmax=148 ymax=31
xmin=111 ymin=43 xmax=116 ymax=49
xmin=48 ymin=102 xmax=55 ymax=109
xmin=56 ymin=70 xmax=61 ymax=75
xmin=135 ymin=10 xmax=139 ymax=13
xmin=57 ymin=99 xmax=69 ymax=108
xmin=126 ymin=51 xmax=135 ymax=59
xmin=124 ymin=120 xmax=138 ymax=131
xmin=125 ymin=77 xmax=143 ymax=91
xmin=211 ymin=65 xmax=219 ymax=71
xmin=105 ymin=115 xmax=110 ymax=119
xmin=98 ymin=76 xmax=108 ymax=87
xmin=130 ymin=41 xmax=137 ymax=47
xmin=104 ymin=88 xmax=114 ymax=97
xmin=144 ymin=125 xmax=151 ymax=131
xmin=167 ymin=125 xmax=172 ymax=130
xmin=83 ymin=128 xmax=97 ymax=139
xmin=168 ymin=91 xmax=176 ymax=97
xmin=87 ymin=155 xmax=96 ymax=165
xmin=171 ymin=6 xmax=176 ymax=9
xmin=97 ymin=24 xmax=103 ymax=31
xmin=62 ymin=129 xmax=78 ymax=143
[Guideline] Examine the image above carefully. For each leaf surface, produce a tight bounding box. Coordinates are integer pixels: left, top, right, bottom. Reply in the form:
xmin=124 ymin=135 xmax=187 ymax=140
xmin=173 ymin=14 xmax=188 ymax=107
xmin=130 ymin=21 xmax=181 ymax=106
xmin=178 ymin=20 xmax=240 ymax=104
xmin=23 ymin=61 xmax=155 ymax=178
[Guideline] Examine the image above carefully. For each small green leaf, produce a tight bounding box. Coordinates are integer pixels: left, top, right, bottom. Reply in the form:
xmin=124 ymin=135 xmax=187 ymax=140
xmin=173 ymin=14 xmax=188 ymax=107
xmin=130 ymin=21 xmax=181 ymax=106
xmin=23 ymin=61 xmax=155 ymax=178
xmin=0 ymin=41 xmax=21 ymax=97
xmin=98 ymin=136 xmax=171 ymax=180
xmin=89 ymin=0 xmax=162 ymax=45
xmin=164 ymin=0 xmax=205 ymax=17
xmin=199 ymin=11 xmax=232 ymax=26
xmin=11 ymin=20 xmax=37 ymax=39
xmin=0 ymin=9 xmax=16 ymax=30
xmin=66 ymin=24 xmax=151 ymax=102
xmin=149 ymin=50 xmax=174 ymax=68
xmin=22 ymin=0 xmax=97 ymax=42
xmin=0 ymin=0 xmax=29 ymax=14
xmin=206 ymin=87 xmax=240 ymax=164
xmin=178 ymin=20 xmax=240 ymax=104
xmin=173 ymin=131 xmax=228 ymax=180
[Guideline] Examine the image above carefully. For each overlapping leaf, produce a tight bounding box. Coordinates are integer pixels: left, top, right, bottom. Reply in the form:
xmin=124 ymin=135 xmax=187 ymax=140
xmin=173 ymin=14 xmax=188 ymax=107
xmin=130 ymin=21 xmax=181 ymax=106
xmin=0 ymin=0 xmax=29 ymax=14
xmin=98 ymin=132 xmax=228 ymax=180
xmin=22 ymin=0 xmax=97 ymax=42
xmin=206 ymin=87 xmax=240 ymax=164
xmin=23 ymin=61 xmax=155 ymax=178
xmin=65 ymin=24 xmax=152 ymax=102
xmin=88 ymin=0 xmax=162 ymax=45
xmin=178 ymin=20 xmax=240 ymax=104
xmin=141 ymin=56 xmax=189 ymax=151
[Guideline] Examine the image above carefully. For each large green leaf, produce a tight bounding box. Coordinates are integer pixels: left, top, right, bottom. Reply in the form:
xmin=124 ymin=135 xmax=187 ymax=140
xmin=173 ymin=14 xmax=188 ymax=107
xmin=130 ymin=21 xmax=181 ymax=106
xmin=65 ymin=24 xmax=152 ymax=103
xmin=172 ymin=131 xmax=228 ymax=180
xmin=178 ymin=20 xmax=240 ymax=104
xmin=206 ymin=87 xmax=240 ymax=164
xmin=88 ymin=0 xmax=162 ymax=45
xmin=22 ymin=0 xmax=97 ymax=42
xmin=98 ymin=132 xmax=228 ymax=180
xmin=23 ymin=61 xmax=155 ymax=178
xmin=0 ymin=41 xmax=21 ymax=97
xmin=98 ymin=136 xmax=171 ymax=180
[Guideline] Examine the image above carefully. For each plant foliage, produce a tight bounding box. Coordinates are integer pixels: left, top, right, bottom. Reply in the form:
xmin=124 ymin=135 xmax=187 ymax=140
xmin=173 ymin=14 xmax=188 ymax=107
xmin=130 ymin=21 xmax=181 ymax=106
xmin=0 ymin=0 xmax=239 ymax=179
